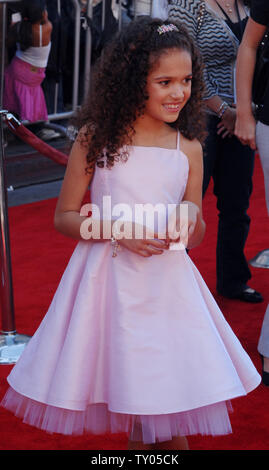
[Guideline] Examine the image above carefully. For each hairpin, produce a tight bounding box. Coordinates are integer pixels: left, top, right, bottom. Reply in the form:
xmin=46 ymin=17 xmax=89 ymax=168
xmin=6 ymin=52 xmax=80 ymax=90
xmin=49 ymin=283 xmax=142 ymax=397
xmin=157 ymin=24 xmax=179 ymax=35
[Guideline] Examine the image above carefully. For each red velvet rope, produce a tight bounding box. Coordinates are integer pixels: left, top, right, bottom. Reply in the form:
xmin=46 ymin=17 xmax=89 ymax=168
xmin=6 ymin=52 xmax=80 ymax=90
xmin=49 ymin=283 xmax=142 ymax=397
xmin=6 ymin=120 xmax=68 ymax=166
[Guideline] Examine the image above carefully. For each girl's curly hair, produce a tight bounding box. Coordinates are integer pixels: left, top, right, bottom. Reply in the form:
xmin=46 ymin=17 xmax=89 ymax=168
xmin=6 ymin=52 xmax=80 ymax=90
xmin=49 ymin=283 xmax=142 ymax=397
xmin=73 ymin=16 xmax=206 ymax=171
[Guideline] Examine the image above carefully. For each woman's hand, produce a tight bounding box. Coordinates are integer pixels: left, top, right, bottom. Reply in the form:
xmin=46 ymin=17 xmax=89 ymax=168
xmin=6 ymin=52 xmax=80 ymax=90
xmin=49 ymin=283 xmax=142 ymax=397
xmin=217 ymin=105 xmax=237 ymax=138
xmin=234 ymin=112 xmax=257 ymax=150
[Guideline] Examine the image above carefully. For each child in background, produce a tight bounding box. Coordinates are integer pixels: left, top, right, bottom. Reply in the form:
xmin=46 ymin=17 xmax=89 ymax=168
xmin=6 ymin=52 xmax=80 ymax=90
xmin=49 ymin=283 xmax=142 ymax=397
xmin=4 ymin=0 xmax=52 ymax=122
xmin=1 ymin=18 xmax=260 ymax=450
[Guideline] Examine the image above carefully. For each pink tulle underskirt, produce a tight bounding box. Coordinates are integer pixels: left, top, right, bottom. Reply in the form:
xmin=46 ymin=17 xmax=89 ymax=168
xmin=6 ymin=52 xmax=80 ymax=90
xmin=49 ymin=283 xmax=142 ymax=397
xmin=1 ymin=387 xmax=233 ymax=444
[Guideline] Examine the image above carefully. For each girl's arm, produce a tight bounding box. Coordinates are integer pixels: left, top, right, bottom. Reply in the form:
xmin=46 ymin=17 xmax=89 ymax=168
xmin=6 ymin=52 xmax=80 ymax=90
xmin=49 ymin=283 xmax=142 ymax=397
xmin=235 ymin=18 xmax=267 ymax=149
xmin=54 ymin=133 xmax=96 ymax=240
xmin=54 ymin=133 xmax=168 ymax=256
xmin=178 ymin=137 xmax=206 ymax=249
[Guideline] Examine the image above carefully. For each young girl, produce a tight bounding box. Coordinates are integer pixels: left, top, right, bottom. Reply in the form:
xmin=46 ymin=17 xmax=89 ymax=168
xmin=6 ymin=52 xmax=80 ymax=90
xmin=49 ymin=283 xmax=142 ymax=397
xmin=1 ymin=17 xmax=260 ymax=451
xmin=3 ymin=0 xmax=52 ymax=122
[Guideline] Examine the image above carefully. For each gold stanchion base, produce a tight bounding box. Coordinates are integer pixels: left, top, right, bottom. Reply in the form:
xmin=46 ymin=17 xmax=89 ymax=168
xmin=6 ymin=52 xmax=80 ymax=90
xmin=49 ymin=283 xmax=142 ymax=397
xmin=0 ymin=332 xmax=31 ymax=364
xmin=249 ymin=249 xmax=269 ymax=269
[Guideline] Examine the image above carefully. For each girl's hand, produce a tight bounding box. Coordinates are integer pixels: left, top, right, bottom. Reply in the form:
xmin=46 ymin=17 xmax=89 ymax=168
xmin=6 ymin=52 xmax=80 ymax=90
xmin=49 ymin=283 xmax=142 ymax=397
xmin=234 ymin=113 xmax=257 ymax=150
xmin=119 ymin=237 xmax=169 ymax=257
xmin=168 ymin=201 xmax=199 ymax=246
xmin=115 ymin=222 xmax=169 ymax=257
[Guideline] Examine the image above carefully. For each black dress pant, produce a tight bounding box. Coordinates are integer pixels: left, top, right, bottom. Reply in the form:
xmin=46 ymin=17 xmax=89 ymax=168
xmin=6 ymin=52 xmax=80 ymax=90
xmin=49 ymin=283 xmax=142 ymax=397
xmin=203 ymin=115 xmax=255 ymax=297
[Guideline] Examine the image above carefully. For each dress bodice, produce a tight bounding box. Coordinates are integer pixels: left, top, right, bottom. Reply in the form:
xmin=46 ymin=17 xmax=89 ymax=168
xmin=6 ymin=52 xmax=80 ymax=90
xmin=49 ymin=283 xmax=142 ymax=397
xmin=90 ymin=133 xmax=189 ymax=232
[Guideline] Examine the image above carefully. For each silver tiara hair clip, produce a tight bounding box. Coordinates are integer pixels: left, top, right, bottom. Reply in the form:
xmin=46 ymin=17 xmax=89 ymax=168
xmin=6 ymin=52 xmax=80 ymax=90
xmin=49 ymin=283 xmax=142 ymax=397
xmin=157 ymin=24 xmax=179 ymax=35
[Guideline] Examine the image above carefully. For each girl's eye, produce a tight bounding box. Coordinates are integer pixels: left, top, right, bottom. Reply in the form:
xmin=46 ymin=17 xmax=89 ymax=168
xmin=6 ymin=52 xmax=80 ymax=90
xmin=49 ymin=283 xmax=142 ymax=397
xmin=184 ymin=78 xmax=192 ymax=84
xmin=159 ymin=80 xmax=170 ymax=86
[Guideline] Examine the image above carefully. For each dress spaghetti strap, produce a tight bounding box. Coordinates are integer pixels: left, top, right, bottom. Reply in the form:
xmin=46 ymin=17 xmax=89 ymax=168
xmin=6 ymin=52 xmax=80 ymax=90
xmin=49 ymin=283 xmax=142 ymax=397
xmin=39 ymin=24 xmax=42 ymax=47
xmin=176 ymin=131 xmax=180 ymax=150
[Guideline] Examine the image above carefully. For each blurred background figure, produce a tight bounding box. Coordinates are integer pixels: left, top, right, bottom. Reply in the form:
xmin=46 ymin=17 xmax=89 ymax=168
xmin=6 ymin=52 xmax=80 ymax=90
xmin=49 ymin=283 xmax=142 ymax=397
xmin=235 ymin=0 xmax=269 ymax=217
xmin=168 ymin=0 xmax=263 ymax=304
xmin=128 ymin=0 xmax=152 ymax=16
xmin=41 ymin=0 xmax=64 ymax=117
xmin=235 ymin=0 xmax=269 ymax=385
xmin=118 ymin=0 xmax=152 ymax=25
xmin=3 ymin=0 xmax=52 ymax=123
xmin=0 ymin=3 xmax=8 ymax=73
xmin=152 ymin=0 xmax=168 ymax=19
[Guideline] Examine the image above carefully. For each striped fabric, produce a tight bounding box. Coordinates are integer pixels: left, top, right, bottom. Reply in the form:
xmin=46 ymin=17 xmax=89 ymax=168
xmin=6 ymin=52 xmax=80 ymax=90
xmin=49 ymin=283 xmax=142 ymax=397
xmin=168 ymin=0 xmax=246 ymax=103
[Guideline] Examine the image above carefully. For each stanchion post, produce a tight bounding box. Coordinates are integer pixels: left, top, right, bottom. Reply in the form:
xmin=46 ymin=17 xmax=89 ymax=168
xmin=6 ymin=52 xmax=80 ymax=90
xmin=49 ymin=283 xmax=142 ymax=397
xmin=0 ymin=110 xmax=15 ymax=334
xmin=83 ymin=0 xmax=93 ymax=99
xmin=0 ymin=0 xmax=30 ymax=364
xmin=71 ymin=0 xmax=81 ymax=112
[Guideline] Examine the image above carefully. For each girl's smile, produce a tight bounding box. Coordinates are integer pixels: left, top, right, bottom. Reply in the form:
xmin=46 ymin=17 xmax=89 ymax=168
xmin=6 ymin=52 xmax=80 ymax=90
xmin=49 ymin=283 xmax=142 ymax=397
xmin=162 ymin=103 xmax=183 ymax=113
xmin=144 ymin=48 xmax=192 ymax=125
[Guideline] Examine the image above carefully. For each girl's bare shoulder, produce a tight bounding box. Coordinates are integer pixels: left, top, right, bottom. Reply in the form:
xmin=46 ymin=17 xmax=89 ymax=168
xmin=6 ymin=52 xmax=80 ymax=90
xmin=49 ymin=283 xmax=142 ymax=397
xmin=180 ymin=134 xmax=203 ymax=165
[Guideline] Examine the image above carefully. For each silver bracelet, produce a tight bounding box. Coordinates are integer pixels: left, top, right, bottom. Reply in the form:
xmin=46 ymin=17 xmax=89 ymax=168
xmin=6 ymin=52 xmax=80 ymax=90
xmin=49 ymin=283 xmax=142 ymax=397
xmin=111 ymin=236 xmax=120 ymax=257
xmin=217 ymin=101 xmax=229 ymax=119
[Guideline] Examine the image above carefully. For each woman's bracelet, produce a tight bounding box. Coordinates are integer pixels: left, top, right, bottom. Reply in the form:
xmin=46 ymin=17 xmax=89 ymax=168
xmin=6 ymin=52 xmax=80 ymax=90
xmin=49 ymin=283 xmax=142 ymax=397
xmin=217 ymin=101 xmax=229 ymax=119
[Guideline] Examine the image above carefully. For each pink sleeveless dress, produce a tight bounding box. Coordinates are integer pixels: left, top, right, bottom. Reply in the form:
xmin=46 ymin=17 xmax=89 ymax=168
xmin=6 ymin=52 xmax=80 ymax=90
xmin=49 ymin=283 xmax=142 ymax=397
xmin=1 ymin=134 xmax=260 ymax=444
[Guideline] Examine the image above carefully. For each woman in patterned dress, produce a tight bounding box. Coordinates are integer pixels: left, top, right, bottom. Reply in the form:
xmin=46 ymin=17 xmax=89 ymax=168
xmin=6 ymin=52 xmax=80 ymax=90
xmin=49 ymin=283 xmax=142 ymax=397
xmin=168 ymin=0 xmax=263 ymax=303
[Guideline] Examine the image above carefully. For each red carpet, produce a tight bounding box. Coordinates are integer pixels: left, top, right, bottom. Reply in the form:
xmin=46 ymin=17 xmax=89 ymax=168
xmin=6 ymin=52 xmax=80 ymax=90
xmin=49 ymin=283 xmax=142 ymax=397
xmin=0 ymin=155 xmax=268 ymax=450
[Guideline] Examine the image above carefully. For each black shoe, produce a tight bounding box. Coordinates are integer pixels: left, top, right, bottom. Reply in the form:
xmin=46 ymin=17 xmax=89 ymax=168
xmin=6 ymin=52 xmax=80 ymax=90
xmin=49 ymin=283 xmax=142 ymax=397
xmin=219 ymin=286 xmax=263 ymax=303
xmin=260 ymin=354 xmax=269 ymax=386
xmin=233 ymin=287 xmax=264 ymax=303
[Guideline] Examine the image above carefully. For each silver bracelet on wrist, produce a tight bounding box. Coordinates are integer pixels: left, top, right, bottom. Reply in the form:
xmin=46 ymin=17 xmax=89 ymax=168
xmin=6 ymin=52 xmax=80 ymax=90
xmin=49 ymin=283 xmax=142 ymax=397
xmin=217 ymin=101 xmax=229 ymax=119
xmin=111 ymin=236 xmax=120 ymax=257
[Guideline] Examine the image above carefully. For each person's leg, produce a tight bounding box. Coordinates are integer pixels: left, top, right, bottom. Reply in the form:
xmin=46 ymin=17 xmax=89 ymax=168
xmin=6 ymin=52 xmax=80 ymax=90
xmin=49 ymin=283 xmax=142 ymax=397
xmin=127 ymin=421 xmax=189 ymax=450
xmin=212 ymin=131 xmax=255 ymax=297
xmin=127 ymin=439 xmax=156 ymax=450
xmin=128 ymin=436 xmax=189 ymax=450
xmin=258 ymin=304 xmax=269 ymax=361
xmin=202 ymin=115 xmax=218 ymax=197
xmin=154 ymin=436 xmax=189 ymax=450
xmin=256 ymin=120 xmax=269 ymax=216
xmin=257 ymin=304 xmax=269 ymax=385
xmin=255 ymin=122 xmax=269 ymax=382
